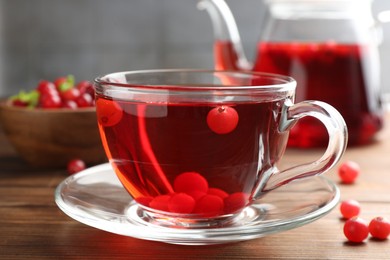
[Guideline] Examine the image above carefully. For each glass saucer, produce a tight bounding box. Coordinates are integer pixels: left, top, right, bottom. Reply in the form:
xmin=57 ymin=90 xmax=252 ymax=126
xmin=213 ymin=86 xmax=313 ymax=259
xmin=55 ymin=163 xmax=340 ymax=245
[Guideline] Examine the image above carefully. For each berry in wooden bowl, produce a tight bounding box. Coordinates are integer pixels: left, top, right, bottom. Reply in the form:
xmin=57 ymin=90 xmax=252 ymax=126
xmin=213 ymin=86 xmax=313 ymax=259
xmin=0 ymin=76 xmax=106 ymax=168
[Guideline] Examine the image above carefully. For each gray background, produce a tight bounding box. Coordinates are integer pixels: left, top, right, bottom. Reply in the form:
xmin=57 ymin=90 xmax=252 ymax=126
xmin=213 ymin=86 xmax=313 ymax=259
xmin=1 ymin=0 xmax=390 ymax=97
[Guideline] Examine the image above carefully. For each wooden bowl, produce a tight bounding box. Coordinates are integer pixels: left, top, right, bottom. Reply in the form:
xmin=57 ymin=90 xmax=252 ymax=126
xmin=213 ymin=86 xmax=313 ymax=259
xmin=0 ymin=101 xmax=107 ymax=168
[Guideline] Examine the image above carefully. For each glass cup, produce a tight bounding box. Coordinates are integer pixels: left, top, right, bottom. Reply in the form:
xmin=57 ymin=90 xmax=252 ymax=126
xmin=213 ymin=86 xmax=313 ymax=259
xmin=94 ymin=69 xmax=347 ymax=228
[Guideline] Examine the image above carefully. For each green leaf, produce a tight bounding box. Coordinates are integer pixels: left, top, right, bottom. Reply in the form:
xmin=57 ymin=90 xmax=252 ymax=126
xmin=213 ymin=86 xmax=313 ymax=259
xmin=8 ymin=90 xmax=40 ymax=107
xmin=59 ymin=75 xmax=75 ymax=92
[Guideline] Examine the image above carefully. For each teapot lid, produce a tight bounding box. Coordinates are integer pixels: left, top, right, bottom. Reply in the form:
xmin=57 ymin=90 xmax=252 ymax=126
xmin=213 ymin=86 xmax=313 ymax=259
xmin=265 ymin=0 xmax=373 ymax=4
xmin=266 ymin=0 xmax=374 ymax=21
xmin=266 ymin=0 xmax=372 ymax=2
xmin=265 ymin=0 xmax=373 ymax=11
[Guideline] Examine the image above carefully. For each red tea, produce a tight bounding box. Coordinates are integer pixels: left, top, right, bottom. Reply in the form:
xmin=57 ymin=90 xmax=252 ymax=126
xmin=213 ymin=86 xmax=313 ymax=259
xmin=96 ymin=97 xmax=289 ymax=217
xmin=215 ymin=41 xmax=383 ymax=147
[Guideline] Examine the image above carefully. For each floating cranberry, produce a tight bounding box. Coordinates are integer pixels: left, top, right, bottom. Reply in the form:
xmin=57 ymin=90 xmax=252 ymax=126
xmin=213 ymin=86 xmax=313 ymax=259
xmin=369 ymin=216 xmax=390 ymax=240
xmin=207 ymin=106 xmax=239 ymax=134
xmin=168 ymin=193 xmax=196 ymax=214
xmin=194 ymin=194 xmax=224 ymax=216
xmin=343 ymin=217 xmax=369 ymax=243
xmin=174 ymin=172 xmax=209 ymax=194
xmin=96 ymin=99 xmax=123 ymax=127
xmin=67 ymin=159 xmax=86 ymax=175
xmin=149 ymin=195 xmax=171 ymax=212
xmin=224 ymin=192 xmax=248 ymax=214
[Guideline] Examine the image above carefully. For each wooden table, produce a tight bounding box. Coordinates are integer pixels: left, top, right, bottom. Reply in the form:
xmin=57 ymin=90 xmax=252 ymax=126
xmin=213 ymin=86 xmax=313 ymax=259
xmin=1 ymin=115 xmax=390 ymax=260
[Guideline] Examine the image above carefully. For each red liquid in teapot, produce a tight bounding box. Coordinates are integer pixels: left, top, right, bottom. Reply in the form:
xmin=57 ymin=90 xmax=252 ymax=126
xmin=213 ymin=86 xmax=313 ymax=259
xmin=215 ymin=41 xmax=383 ymax=147
xmin=96 ymin=97 xmax=289 ymax=217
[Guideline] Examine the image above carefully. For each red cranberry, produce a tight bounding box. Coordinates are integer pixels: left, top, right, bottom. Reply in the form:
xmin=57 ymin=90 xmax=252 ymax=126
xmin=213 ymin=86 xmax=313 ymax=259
xmin=194 ymin=194 xmax=224 ymax=216
xmin=340 ymin=199 xmax=361 ymax=219
xmin=343 ymin=217 xmax=369 ymax=243
xmin=207 ymin=106 xmax=239 ymax=134
xmin=39 ymin=92 xmax=62 ymax=108
xmin=76 ymin=93 xmax=94 ymax=107
xmin=369 ymin=216 xmax=390 ymax=240
xmin=338 ymin=160 xmax=360 ymax=184
xmin=149 ymin=195 xmax=171 ymax=212
xmin=224 ymin=192 xmax=249 ymax=214
xmin=61 ymin=87 xmax=81 ymax=102
xmin=168 ymin=193 xmax=196 ymax=214
xmin=67 ymin=159 xmax=86 ymax=175
xmin=96 ymin=99 xmax=123 ymax=127
xmin=173 ymin=172 xmax=209 ymax=194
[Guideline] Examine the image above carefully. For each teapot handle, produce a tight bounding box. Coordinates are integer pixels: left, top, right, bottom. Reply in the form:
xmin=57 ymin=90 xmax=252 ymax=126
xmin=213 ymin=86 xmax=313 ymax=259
xmin=372 ymin=10 xmax=390 ymax=46
xmin=197 ymin=0 xmax=252 ymax=70
xmin=377 ymin=10 xmax=390 ymax=23
xmin=252 ymin=100 xmax=348 ymax=199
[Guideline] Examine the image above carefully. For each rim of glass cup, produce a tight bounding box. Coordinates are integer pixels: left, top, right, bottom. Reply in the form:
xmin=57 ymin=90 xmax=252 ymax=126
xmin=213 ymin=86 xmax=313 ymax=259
xmin=94 ymin=69 xmax=296 ymax=93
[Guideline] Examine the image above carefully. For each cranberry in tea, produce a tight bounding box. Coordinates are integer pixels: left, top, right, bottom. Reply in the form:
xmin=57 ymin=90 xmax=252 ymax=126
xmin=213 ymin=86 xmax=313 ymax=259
xmin=96 ymin=97 xmax=289 ymax=217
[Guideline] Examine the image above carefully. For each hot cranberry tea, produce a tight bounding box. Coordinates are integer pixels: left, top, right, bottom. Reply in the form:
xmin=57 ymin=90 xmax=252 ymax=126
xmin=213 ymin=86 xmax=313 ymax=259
xmin=96 ymin=97 xmax=289 ymax=218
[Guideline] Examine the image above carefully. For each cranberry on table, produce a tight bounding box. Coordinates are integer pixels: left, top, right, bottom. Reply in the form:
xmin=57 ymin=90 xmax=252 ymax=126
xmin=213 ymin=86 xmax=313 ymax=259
xmin=340 ymin=199 xmax=361 ymax=219
xmin=338 ymin=160 xmax=360 ymax=184
xmin=369 ymin=216 xmax=390 ymax=240
xmin=67 ymin=159 xmax=86 ymax=175
xmin=343 ymin=217 xmax=369 ymax=243
xmin=207 ymin=106 xmax=239 ymax=134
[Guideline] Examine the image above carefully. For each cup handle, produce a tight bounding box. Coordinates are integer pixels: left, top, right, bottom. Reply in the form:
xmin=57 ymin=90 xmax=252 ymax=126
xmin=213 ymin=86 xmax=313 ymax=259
xmin=252 ymin=99 xmax=348 ymax=199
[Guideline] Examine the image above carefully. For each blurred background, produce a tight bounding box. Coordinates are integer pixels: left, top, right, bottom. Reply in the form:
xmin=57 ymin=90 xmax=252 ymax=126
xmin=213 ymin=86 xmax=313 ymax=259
xmin=1 ymin=0 xmax=390 ymax=97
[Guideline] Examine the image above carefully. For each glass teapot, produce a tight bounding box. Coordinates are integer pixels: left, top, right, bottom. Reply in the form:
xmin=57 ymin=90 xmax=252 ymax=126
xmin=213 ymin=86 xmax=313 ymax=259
xmin=198 ymin=0 xmax=388 ymax=147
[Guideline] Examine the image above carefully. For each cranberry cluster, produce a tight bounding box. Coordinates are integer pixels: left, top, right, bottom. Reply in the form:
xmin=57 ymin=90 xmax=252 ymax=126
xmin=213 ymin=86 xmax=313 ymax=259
xmin=338 ymin=161 xmax=390 ymax=243
xmin=137 ymin=172 xmax=249 ymax=217
xmin=9 ymin=75 xmax=95 ymax=109
xmin=340 ymin=199 xmax=390 ymax=242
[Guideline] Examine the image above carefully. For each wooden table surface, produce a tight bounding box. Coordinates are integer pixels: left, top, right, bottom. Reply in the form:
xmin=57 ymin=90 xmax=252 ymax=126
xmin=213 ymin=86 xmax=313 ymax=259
xmin=1 ymin=114 xmax=390 ymax=260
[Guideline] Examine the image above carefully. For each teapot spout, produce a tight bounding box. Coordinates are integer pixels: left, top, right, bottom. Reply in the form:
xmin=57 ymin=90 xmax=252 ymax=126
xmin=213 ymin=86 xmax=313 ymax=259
xmin=198 ymin=0 xmax=252 ymax=70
